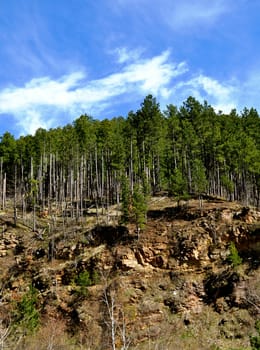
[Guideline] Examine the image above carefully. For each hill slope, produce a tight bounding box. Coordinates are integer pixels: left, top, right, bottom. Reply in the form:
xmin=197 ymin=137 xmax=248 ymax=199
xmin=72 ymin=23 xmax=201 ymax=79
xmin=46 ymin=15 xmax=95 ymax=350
xmin=0 ymin=197 xmax=259 ymax=349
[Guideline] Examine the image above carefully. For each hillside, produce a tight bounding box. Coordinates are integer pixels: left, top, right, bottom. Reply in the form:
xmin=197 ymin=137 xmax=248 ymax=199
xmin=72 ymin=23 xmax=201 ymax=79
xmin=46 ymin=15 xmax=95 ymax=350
xmin=0 ymin=196 xmax=259 ymax=349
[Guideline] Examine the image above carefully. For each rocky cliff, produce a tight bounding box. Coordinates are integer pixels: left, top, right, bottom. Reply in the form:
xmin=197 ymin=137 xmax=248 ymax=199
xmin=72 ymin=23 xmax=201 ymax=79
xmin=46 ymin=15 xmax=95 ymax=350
xmin=0 ymin=197 xmax=259 ymax=349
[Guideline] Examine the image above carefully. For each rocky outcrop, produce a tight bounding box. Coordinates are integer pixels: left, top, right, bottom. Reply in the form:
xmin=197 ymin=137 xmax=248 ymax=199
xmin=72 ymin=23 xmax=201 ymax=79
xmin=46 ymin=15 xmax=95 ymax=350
xmin=0 ymin=230 xmax=19 ymax=256
xmin=0 ymin=198 xmax=259 ymax=349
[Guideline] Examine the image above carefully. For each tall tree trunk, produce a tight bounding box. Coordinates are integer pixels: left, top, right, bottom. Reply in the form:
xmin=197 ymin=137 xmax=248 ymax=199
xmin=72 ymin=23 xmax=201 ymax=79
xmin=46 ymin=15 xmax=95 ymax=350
xmin=2 ymin=173 xmax=6 ymax=211
xmin=130 ymin=138 xmax=134 ymax=194
xmin=13 ymin=164 xmax=17 ymax=226
xmin=0 ymin=158 xmax=2 ymax=210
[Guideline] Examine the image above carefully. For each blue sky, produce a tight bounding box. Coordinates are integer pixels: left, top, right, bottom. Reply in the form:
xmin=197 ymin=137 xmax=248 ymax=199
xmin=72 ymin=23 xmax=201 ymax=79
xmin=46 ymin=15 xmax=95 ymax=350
xmin=0 ymin=0 xmax=259 ymax=137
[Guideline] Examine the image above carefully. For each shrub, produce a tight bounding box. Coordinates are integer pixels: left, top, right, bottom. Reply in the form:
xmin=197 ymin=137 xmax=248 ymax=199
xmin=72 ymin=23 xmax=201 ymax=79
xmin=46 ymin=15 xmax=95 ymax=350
xmin=14 ymin=285 xmax=39 ymax=334
xmin=75 ymin=271 xmax=92 ymax=287
xmin=250 ymin=320 xmax=260 ymax=350
xmin=227 ymin=242 xmax=242 ymax=267
xmin=73 ymin=270 xmax=99 ymax=296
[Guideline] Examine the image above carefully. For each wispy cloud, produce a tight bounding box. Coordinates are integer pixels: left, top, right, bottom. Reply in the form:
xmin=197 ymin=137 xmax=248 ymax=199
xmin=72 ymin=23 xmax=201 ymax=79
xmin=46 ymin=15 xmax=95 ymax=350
xmin=110 ymin=47 xmax=144 ymax=64
xmin=0 ymin=46 xmax=254 ymax=136
xmin=0 ymin=50 xmax=185 ymax=135
xmin=112 ymin=0 xmax=233 ymax=31
xmin=162 ymin=0 xmax=231 ymax=30
xmin=0 ymin=1 xmax=75 ymax=83
xmin=236 ymin=69 xmax=260 ymax=109
xmin=174 ymin=75 xmax=237 ymax=112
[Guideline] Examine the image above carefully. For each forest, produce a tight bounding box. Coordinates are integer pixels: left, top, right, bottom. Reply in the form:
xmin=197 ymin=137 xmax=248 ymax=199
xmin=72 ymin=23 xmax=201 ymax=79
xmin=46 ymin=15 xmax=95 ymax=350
xmin=0 ymin=95 xmax=259 ymax=349
xmin=0 ymin=95 xmax=259 ymax=222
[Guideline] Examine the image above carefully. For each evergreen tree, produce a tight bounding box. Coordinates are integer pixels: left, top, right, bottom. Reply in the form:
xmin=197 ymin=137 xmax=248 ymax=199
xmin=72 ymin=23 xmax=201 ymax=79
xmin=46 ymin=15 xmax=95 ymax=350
xmin=170 ymin=168 xmax=189 ymax=206
xmin=15 ymin=285 xmax=39 ymax=334
xmin=0 ymin=94 xmax=259 ymax=214
xmin=128 ymin=95 xmax=165 ymax=193
xmin=120 ymin=175 xmax=131 ymax=224
xmin=132 ymin=184 xmax=148 ymax=235
xmin=0 ymin=132 xmax=18 ymax=186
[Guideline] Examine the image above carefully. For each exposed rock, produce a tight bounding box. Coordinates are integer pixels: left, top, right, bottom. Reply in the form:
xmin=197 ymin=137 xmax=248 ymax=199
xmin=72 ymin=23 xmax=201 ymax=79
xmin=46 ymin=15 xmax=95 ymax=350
xmin=114 ymin=246 xmax=141 ymax=270
xmin=203 ymin=270 xmax=240 ymax=304
xmin=221 ymin=209 xmax=234 ymax=224
xmin=0 ymin=198 xmax=259 ymax=349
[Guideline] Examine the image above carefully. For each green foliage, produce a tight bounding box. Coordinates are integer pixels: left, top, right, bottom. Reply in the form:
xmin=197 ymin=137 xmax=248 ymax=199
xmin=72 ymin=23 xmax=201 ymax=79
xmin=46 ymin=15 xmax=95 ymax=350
xmin=129 ymin=95 xmax=165 ymax=191
xmin=0 ymin=132 xmax=18 ymax=186
xmin=192 ymin=158 xmax=208 ymax=195
xmin=73 ymin=270 xmax=99 ymax=296
xmin=91 ymin=269 xmax=100 ymax=285
xmin=221 ymin=175 xmax=235 ymax=194
xmin=0 ymin=132 xmax=18 ymax=164
xmin=180 ymin=329 xmax=194 ymax=339
xmin=170 ymin=168 xmax=189 ymax=205
xmin=120 ymin=175 xmax=131 ymax=224
xmin=209 ymin=346 xmax=221 ymax=350
xmin=132 ymin=184 xmax=148 ymax=232
xmin=0 ymin=93 xmax=260 ymax=214
xmin=227 ymin=242 xmax=242 ymax=267
xmin=73 ymin=114 xmax=96 ymax=153
xmin=250 ymin=320 xmax=260 ymax=350
xmin=142 ymin=174 xmax=151 ymax=197
xmin=28 ymin=178 xmax=39 ymax=202
xmin=75 ymin=270 xmax=92 ymax=287
xmin=14 ymin=285 xmax=39 ymax=334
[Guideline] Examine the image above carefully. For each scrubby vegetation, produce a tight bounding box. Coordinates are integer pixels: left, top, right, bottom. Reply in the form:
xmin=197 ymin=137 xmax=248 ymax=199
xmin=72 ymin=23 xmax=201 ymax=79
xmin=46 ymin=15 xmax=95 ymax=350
xmin=228 ymin=242 xmax=243 ymax=267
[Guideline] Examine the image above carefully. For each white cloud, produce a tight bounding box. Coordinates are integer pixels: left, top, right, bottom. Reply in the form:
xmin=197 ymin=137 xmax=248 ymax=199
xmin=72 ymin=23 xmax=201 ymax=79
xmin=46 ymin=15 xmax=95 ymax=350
xmin=163 ymin=0 xmax=230 ymax=30
xmin=20 ymin=110 xmax=55 ymax=136
xmin=1 ymin=47 xmax=253 ymax=136
xmin=0 ymin=51 xmax=185 ymax=135
xmin=173 ymin=74 xmax=237 ymax=113
xmin=112 ymin=0 xmax=233 ymax=31
xmin=236 ymin=70 xmax=260 ymax=110
xmin=111 ymin=47 xmax=143 ymax=64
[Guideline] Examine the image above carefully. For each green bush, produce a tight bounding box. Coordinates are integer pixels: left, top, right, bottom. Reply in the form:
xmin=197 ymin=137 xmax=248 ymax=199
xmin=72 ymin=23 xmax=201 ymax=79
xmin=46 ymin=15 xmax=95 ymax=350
xmin=15 ymin=285 xmax=39 ymax=334
xmin=250 ymin=320 xmax=260 ymax=350
xmin=73 ymin=270 xmax=99 ymax=296
xmin=227 ymin=242 xmax=242 ymax=267
xmin=132 ymin=184 xmax=148 ymax=233
xmin=91 ymin=269 xmax=100 ymax=285
xmin=75 ymin=270 xmax=92 ymax=287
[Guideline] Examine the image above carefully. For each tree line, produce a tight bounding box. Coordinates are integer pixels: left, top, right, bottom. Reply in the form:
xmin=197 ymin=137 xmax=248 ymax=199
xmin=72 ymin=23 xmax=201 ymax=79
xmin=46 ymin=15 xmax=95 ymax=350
xmin=0 ymin=95 xmax=259 ymax=222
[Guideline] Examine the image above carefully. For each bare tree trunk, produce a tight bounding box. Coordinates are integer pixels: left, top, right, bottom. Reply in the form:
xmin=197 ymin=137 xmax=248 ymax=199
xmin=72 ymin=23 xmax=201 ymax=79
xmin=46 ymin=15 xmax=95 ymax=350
xmin=13 ymin=164 xmax=17 ymax=226
xmin=0 ymin=158 xmax=2 ymax=210
xmin=142 ymin=140 xmax=146 ymax=175
xmin=38 ymin=155 xmax=43 ymax=207
xmin=95 ymin=146 xmax=100 ymax=199
xmin=70 ymin=167 xmax=74 ymax=219
xmin=2 ymin=173 xmax=6 ymax=211
xmin=48 ymin=153 xmax=52 ymax=216
xmin=103 ymin=288 xmax=116 ymax=350
xmin=187 ymin=159 xmax=192 ymax=193
xmin=79 ymin=156 xmax=84 ymax=221
xmin=130 ymin=138 xmax=134 ymax=194
xmin=89 ymin=152 xmax=93 ymax=200
xmin=33 ymin=203 xmax=36 ymax=232
xmin=102 ymin=272 xmax=131 ymax=350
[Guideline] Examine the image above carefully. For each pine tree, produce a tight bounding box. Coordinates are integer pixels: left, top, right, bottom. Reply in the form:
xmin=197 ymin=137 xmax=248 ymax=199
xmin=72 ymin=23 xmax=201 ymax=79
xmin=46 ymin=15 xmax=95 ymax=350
xmin=15 ymin=285 xmax=39 ymax=334
xmin=170 ymin=168 xmax=189 ymax=207
xmin=120 ymin=175 xmax=131 ymax=224
xmin=132 ymin=184 xmax=147 ymax=236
